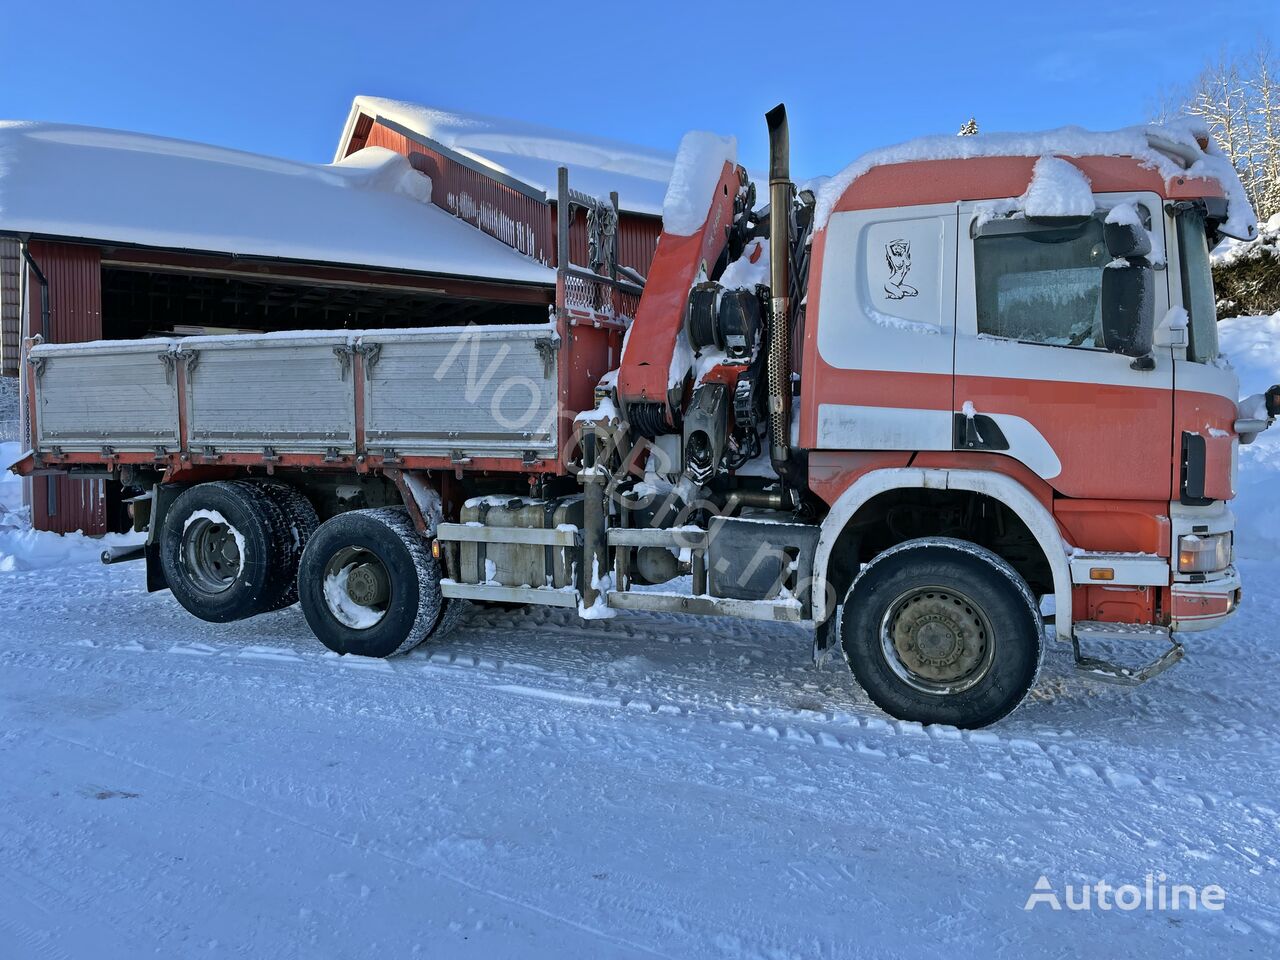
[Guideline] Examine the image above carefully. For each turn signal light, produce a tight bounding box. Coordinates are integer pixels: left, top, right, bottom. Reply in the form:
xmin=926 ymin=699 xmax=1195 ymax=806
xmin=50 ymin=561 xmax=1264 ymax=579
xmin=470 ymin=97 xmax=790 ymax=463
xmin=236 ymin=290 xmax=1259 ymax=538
xmin=1089 ymin=568 xmax=1115 ymax=581
xmin=430 ymin=539 xmax=442 ymax=560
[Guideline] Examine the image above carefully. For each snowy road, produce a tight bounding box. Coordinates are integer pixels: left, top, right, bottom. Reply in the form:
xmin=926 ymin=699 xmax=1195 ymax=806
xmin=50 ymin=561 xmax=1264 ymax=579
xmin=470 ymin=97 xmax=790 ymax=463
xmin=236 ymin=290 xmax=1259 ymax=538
xmin=2 ymin=557 xmax=1278 ymax=958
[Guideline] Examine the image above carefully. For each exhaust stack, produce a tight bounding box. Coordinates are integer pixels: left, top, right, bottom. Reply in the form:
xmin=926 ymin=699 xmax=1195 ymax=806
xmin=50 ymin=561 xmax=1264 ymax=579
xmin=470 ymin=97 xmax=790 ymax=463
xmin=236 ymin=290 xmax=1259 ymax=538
xmin=765 ymin=104 xmax=794 ymax=476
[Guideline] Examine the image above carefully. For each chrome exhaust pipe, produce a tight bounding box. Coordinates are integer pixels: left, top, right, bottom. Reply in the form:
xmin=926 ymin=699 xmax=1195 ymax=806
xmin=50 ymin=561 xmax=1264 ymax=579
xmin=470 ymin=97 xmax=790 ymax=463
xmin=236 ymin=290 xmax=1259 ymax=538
xmin=765 ymin=104 xmax=793 ymax=477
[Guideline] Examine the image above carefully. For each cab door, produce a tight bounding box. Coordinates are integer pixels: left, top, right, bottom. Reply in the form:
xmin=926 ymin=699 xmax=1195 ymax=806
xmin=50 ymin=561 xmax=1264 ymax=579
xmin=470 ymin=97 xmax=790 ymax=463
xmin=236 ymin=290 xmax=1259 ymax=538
xmin=953 ymin=192 xmax=1173 ymax=500
xmin=803 ymin=202 xmax=958 ymax=452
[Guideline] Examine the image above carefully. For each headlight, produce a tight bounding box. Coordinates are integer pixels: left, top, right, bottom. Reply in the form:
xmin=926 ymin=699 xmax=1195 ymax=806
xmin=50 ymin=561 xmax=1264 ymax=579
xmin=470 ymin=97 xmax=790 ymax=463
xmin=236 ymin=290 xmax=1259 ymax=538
xmin=1178 ymin=532 xmax=1232 ymax=573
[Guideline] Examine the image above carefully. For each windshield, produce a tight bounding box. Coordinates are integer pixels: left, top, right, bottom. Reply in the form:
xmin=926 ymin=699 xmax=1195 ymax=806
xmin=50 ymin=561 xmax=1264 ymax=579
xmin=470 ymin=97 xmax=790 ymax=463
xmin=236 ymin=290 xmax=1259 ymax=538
xmin=1176 ymin=209 xmax=1218 ymax=362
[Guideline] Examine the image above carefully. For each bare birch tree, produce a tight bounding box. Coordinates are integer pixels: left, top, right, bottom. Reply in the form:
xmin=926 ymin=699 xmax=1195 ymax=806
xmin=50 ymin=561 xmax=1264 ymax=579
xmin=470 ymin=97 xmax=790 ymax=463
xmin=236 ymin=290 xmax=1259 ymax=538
xmin=1161 ymin=42 xmax=1280 ymax=222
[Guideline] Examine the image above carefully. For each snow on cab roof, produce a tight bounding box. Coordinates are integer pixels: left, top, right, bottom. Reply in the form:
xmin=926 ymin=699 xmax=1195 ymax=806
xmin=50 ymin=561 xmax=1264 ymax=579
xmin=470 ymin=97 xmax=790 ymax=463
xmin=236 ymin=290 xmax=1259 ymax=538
xmin=341 ymin=96 xmax=675 ymax=217
xmin=0 ymin=121 xmax=555 ymax=286
xmin=812 ymin=119 xmax=1257 ymax=239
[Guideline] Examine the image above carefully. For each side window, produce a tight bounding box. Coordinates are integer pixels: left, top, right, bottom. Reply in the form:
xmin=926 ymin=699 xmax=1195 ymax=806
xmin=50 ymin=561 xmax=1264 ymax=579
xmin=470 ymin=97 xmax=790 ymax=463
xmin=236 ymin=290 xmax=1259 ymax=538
xmin=973 ymin=214 xmax=1134 ymax=348
xmin=1176 ymin=209 xmax=1219 ymax=362
xmin=863 ymin=217 xmax=946 ymax=332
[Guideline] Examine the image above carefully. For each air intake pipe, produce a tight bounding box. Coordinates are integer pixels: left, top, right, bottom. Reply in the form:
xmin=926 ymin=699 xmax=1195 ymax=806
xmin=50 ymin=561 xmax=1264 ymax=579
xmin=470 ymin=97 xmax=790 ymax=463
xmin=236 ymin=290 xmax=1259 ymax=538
xmin=765 ymin=104 xmax=794 ymax=479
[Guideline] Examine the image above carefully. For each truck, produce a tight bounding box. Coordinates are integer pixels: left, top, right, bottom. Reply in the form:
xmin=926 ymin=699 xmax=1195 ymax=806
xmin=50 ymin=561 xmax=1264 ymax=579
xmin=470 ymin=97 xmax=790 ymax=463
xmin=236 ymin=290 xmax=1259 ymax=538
xmin=12 ymin=106 xmax=1277 ymax=728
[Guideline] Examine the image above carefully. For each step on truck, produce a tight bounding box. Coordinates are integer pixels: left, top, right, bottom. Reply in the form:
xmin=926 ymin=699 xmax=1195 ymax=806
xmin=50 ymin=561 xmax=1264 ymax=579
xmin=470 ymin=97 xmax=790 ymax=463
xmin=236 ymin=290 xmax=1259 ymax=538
xmin=13 ymin=106 xmax=1277 ymax=728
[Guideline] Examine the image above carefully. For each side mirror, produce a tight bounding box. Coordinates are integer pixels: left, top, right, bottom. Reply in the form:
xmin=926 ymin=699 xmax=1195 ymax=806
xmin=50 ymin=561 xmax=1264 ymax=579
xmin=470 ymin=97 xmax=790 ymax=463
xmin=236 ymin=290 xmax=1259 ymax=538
xmin=1101 ymin=260 xmax=1155 ymax=357
xmin=1104 ymin=220 xmax=1151 ymax=259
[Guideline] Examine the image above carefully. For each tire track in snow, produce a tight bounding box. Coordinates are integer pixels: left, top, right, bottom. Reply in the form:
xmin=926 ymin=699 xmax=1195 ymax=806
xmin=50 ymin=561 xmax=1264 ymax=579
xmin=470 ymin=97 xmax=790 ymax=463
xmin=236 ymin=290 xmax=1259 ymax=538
xmin=33 ymin=727 xmax=688 ymax=960
xmin=8 ymin=635 xmax=1278 ymax=831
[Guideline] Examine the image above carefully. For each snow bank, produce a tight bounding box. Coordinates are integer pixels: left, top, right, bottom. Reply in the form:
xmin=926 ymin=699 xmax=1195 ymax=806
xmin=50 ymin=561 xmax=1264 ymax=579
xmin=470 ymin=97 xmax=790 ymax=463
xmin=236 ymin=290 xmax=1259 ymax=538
xmin=1 ymin=440 xmax=146 ymax=572
xmin=342 ymin=97 xmax=676 ymax=216
xmin=0 ymin=121 xmax=554 ymax=285
xmin=1020 ymin=156 xmax=1094 ymax=218
xmin=1 ymin=441 xmax=24 ymax=528
xmin=1212 ymin=212 xmax=1280 ymax=266
xmin=661 ymin=132 xmax=737 ymax=236
xmin=0 ymin=526 xmax=144 ymax=574
xmin=813 ymin=120 xmax=1258 ymax=238
xmin=1219 ymin=312 xmax=1280 ymax=559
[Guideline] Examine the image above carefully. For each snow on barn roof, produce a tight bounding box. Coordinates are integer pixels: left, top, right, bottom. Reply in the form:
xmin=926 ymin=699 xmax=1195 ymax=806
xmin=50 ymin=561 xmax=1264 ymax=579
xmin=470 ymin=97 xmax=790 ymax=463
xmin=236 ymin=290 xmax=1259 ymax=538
xmin=812 ymin=119 xmax=1257 ymax=239
xmin=0 ymin=121 xmax=556 ymax=285
xmin=339 ymin=96 xmax=675 ymax=216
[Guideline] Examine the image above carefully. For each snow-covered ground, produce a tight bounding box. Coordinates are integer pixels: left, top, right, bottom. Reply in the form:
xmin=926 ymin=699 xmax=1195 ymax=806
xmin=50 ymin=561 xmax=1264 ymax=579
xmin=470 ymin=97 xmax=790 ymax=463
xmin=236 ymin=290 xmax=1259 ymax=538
xmin=1 ymin=318 xmax=1277 ymax=958
xmin=2 ymin=554 xmax=1279 ymax=957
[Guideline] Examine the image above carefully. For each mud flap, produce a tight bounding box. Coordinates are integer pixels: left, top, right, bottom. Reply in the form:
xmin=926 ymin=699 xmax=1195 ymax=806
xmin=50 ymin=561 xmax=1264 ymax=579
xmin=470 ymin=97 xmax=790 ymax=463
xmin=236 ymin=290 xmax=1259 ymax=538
xmin=144 ymin=481 xmax=187 ymax=594
xmin=144 ymin=541 xmax=169 ymax=593
xmin=813 ymin=603 xmax=842 ymax=665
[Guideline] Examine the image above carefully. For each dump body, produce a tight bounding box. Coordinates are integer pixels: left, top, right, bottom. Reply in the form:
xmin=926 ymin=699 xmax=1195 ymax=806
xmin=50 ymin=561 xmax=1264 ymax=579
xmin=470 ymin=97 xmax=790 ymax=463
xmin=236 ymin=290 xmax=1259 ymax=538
xmin=24 ymin=320 xmax=596 ymax=474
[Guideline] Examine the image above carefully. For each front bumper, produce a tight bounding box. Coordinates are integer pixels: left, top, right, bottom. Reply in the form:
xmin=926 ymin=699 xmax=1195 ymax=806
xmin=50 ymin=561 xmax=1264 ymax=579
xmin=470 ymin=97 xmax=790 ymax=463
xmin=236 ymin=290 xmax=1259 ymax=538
xmin=1170 ymin=566 xmax=1241 ymax=632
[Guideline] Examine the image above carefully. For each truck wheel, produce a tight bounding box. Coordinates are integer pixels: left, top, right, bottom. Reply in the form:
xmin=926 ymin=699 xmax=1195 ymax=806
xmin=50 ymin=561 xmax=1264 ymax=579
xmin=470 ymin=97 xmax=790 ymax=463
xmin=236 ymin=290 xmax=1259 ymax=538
xmin=297 ymin=507 xmax=445 ymax=658
xmin=160 ymin=480 xmax=293 ymax=623
xmin=841 ymin=538 xmax=1042 ymax=729
xmin=251 ymin=480 xmax=320 ymax=610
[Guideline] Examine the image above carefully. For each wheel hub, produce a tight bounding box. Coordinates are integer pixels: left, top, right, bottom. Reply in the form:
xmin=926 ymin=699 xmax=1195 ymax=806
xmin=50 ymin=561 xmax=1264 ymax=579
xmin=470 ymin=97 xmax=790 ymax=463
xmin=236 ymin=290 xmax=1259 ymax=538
xmin=322 ymin=545 xmax=392 ymax=631
xmin=881 ymin=588 xmax=994 ymax=694
xmin=346 ymin=561 xmax=389 ymax=607
xmin=182 ymin=518 xmax=242 ymax=594
xmin=911 ymin=616 xmax=964 ymax=666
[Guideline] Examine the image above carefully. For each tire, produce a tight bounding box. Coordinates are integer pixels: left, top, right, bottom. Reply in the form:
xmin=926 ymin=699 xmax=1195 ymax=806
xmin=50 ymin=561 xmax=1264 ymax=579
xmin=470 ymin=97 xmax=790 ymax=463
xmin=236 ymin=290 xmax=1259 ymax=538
xmin=432 ymin=597 xmax=469 ymax=639
xmin=250 ymin=480 xmax=320 ymax=610
xmin=841 ymin=537 xmax=1042 ymax=729
xmin=160 ymin=480 xmax=293 ymax=623
xmin=297 ymin=507 xmax=445 ymax=657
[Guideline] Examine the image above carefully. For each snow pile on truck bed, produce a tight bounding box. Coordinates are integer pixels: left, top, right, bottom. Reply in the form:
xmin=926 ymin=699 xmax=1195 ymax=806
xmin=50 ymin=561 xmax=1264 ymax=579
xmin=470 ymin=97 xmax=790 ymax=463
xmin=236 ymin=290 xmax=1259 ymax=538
xmin=661 ymin=131 xmax=737 ymax=236
xmin=342 ymin=97 xmax=676 ymax=216
xmin=0 ymin=122 xmax=555 ymax=285
xmin=813 ymin=119 xmax=1257 ymax=238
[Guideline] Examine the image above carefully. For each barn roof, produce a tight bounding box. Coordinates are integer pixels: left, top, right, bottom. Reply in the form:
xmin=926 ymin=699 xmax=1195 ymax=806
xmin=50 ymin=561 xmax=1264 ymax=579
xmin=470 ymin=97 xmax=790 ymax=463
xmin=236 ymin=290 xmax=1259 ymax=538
xmin=0 ymin=121 xmax=556 ymax=286
xmin=339 ymin=97 xmax=675 ymax=217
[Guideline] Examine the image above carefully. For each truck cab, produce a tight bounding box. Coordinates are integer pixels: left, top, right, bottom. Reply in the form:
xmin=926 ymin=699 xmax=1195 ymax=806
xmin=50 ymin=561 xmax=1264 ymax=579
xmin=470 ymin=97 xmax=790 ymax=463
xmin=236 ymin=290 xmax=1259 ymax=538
xmin=802 ymin=148 xmax=1250 ymax=652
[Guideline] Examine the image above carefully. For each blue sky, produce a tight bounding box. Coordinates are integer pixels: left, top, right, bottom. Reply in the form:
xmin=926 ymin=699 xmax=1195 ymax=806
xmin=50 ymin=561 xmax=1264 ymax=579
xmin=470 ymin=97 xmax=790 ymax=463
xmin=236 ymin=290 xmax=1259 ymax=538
xmin=1 ymin=0 xmax=1275 ymax=179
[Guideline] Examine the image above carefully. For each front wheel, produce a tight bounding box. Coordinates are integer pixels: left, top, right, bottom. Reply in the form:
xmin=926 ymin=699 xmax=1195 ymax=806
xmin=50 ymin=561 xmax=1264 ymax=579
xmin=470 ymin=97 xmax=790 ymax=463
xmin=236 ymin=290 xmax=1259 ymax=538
xmin=298 ymin=507 xmax=448 ymax=658
xmin=841 ymin=538 xmax=1042 ymax=728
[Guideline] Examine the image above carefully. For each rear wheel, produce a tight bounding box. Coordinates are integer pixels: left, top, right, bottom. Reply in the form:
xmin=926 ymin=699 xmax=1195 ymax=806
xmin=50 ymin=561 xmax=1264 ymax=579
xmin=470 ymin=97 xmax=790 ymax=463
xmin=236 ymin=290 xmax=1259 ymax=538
xmin=160 ymin=481 xmax=292 ymax=623
xmin=841 ymin=538 xmax=1042 ymax=728
xmin=250 ymin=480 xmax=320 ymax=610
xmin=298 ymin=507 xmax=446 ymax=657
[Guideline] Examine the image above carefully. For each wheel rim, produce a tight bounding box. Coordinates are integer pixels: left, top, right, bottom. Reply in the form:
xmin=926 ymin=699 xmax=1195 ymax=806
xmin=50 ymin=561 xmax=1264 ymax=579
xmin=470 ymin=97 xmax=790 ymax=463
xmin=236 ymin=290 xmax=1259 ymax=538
xmin=182 ymin=517 xmax=242 ymax=594
xmin=322 ymin=546 xmax=391 ymax=630
xmin=878 ymin=585 xmax=995 ymax=695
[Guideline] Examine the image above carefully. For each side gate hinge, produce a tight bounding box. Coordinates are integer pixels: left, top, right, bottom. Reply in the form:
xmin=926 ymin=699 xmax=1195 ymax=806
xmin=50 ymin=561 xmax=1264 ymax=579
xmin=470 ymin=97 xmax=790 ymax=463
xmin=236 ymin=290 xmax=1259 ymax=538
xmin=333 ymin=344 xmax=355 ymax=380
xmin=176 ymin=349 xmax=199 ymax=378
xmin=534 ymin=337 xmax=560 ymax=379
xmin=159 ymin=352 xmax=178 ymax=385
xmin=357 ymin=341 xmax=383 ymax=374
